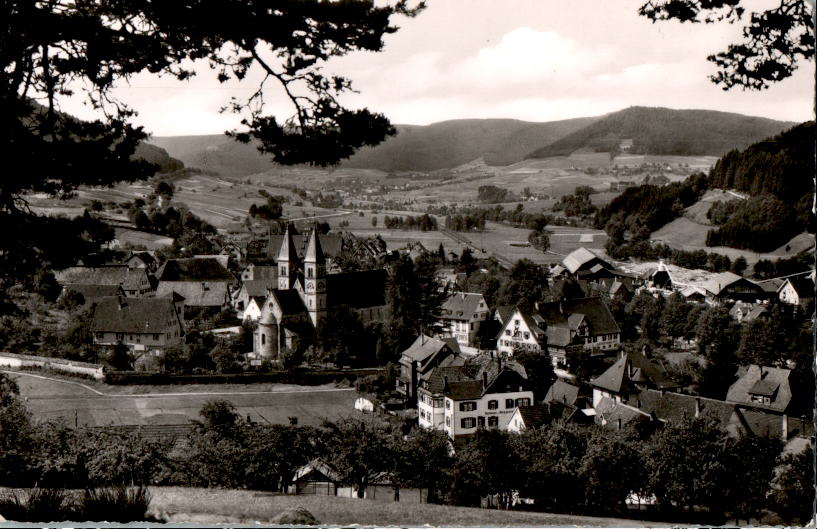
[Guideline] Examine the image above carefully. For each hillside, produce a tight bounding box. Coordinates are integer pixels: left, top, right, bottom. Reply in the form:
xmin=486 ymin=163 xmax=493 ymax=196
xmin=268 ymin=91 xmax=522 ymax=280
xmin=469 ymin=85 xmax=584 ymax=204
xmin=526 ymin=107 xmax=795 ymax=159
xmin=133 ymin=142 xmax=185 ymax=174
xmin=152 ymin=117 xmax=599 ymax=176
xmin=343 ymin=117 xmax=599 ymax=171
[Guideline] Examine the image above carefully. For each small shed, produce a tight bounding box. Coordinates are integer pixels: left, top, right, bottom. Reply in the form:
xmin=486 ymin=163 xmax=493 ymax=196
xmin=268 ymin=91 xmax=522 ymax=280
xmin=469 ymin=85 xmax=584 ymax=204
xmin=290 ymin=458 xmax=340 ymax=496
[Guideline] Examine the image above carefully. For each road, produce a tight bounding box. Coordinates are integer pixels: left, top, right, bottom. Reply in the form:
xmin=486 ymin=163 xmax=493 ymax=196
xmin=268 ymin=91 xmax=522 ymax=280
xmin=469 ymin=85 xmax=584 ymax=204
xmin=7 ymin=370 xmax=358 ymax=428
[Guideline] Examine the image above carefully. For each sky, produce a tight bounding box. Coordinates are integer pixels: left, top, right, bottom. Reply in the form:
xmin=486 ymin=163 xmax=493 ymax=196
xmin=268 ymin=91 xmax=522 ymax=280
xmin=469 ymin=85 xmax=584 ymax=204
xmin=59 ymin=0 xmax=816 ymax=137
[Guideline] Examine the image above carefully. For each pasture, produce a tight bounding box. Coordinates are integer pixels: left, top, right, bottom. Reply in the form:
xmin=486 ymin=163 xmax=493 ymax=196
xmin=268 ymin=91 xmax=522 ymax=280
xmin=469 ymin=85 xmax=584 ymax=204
xmin=9 ymin=371 xmax=358 ymax=428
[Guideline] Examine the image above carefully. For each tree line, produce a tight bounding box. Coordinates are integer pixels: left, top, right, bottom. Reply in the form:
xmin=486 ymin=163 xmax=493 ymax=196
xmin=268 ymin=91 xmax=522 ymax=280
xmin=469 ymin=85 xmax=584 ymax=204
xmin=383 ymin=214 xmax=438 ymax=231
xmin=1 ymin=377 xmax=811 ymax=525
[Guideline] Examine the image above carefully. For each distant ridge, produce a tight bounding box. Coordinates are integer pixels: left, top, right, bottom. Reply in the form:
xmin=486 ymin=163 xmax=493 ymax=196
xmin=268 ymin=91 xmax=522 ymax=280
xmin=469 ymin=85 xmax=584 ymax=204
xmin=525 ymin=107 xmax=795 ymax=159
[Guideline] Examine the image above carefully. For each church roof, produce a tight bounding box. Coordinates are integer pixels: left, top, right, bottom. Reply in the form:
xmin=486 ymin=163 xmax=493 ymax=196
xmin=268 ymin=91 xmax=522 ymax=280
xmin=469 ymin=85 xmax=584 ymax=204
xmin=278 ymin=224 xmax=300 ymax=263
xmin=305 ymin=228 xmax=326 ymax=263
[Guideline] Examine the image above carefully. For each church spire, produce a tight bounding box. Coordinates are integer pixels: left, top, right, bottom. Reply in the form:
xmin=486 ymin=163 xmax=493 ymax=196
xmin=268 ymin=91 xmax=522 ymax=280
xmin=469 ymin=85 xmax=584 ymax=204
xmin=277 ymin=223 xmax=299 ymax=290
xmin=305 ymin=226 xmax=325 ymax=264
xmin=304 ymin=227 xmax=327 ymax=328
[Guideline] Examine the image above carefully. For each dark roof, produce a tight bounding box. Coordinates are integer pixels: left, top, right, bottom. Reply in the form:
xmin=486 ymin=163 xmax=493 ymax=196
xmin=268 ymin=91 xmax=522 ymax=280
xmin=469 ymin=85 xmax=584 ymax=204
xmin=54 ymin=265 xmax=149 ymax=290
xmin=561 ymin=248 xmax=613 ymax=275
xmin=544 ymin=379 xmax=582 ymax=406
xmin=277 ymin=225 xmax=300 ymax=263
xmin=401 ymin=335 xmax=460 ymax=364
xmin=248 ymin=265 xmax=277 ymax=280
xmin=737 ymin=408 xmax=785 ymax=438
xmin=495 ymin=305 xmax=515 ymax=324
xmin=269 ymin=231 xmax=344 ymax=261
xmin=726 ymin=365 xmax=793 ymax=413
xmin=61 ymin=284 xmax=124 ymax=302
xmin=536 ymin=297 xmax=620 ymax=336
xmin=327 ymin=269 xmax=387 ymax=309
xmin=446 ymin=380 xmax=484 ymax=400
xmin=425 ymin=354 xmax=527 ymax=397
xmin=517 ymin=405 xmax=552 ymax=429
xmin=156 ymin=282 xmax=230 ymax=307
xmin=91 ymin=296 xmax=180 ymax=334
xmin=156 ymin=258 xmax=233 ymax=281
xmin=591 ymin=351 xmax=674 ymax=394
xmin=271 ymin=288 xmax=308 ymax=316
xmin=594 ymin=397 xmax=654 ymax=429
xmin=241 ymin=279 xmax=275 ymax=298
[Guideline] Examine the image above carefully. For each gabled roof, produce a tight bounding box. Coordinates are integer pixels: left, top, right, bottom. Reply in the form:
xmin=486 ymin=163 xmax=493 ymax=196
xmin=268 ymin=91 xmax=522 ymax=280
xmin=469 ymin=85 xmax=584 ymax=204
xmin=241 ymin=279 xmax=276 ymax=298
xmin=441 ymin=292 xmax=487 ymax=320
xmin=247 ymin=265 xmax=277 ymax=281
xmin=561 ymin=247 xmax=613 ymax=275
xmin=594 ymin=396 xmax=655 ymax=428
xmin=156 ymin=282 xmax=230 ymax=307
xmin=61 ymin=284 xmax=125 ymax=303
xmin=293 ymin=458 xmax=340 ymax=483
xmin=269 ymin=288 xmax=308 ymax=317
xmin=425 ymin=354 xmax=527 ymax=397
xmin=701 ymin=272 xmax=756 ymax=296
xmin=495 ymin=305 xmax=516 ymax=324
xmin=726 ymin=365 xmax=793 ymax=413
xmin=156 ymin=258 xmax=233 ymax=282
xmin=537 ymin=297 xmax=621 ymax=336
xmin=516 ymin=405 xmax=552 ymax=429
xmin=591 ymin=351 xmax=674 ymax=394
xmin=401 ymin=335 xmax=461 ymax=365
xmin=780 ymin=276 xmax=815 ymax=299
xmin=55 ymin=265 xmax=148 ymax=290
xmin=544 ymin=379 xmax=583 ymax=406
xmin=91 ymin=296 xmax=180 ymax=334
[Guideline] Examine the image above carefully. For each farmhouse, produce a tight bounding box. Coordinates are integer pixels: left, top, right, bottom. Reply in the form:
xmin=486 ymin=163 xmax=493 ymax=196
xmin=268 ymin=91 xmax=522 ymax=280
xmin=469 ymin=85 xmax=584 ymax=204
xmin=496 ymin=297 xmax=621 ymax=366
xmin=438 ymin=292 xmax=491 ymax=348
xmin=59 ymin=284 xmax=125 ymax=306
xmin=254 ymin=225 xmax=389 ymax=360
xmin=55 ymin=265 xmax=153 ymax=297
xmin=645 ymin=262 xmax=767 ymax=303
xmin=419 ymin=354 xmax=532 ymax=438
xmin=155 ymin=257 xmax=234 ymax=311
xmin=777 ymin=276 xmax=815 ymax=308
xmin=557 ymin=247 xmax=616 ymax=280
xmin=91 ymin=295 xmax=184 ymax=352
xmin=590 ymin=350 xmax=677 ymax=407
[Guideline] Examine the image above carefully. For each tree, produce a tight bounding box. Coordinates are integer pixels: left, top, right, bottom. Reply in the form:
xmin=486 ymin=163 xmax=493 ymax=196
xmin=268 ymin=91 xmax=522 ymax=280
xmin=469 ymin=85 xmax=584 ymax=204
xmin=323 ymin=416 xmax=391 ymax=498
xmin=724 ymin=433 xmax=783 ymax=523
xmin=638 ymin=0 xmax=814 ymax=90
xmin=771 ymin=445 xmax=815 ymax=525
xmin=318 ymin=304 xmax=366 ymax=367
xmin=108 ymin=341 xmax=132 ymax=371
xmin=513 ymin=350 xmax=554 ymax=402
xmin=155 ymin=180 xmax=175 ymax=199
xmin=2 ymin=1 xmax=423 ymax=305
xmin=694 ymin=305 xmax=739 ymax=398
xmin=731 ymin=255 xmax=748 ymax=275
xmin=0 ymin=373 xmax=38 ymax=486
xmin=386 ymin=254 xmax=447 ymax=352
xmin=580 ymin=429 xmax=646 ymax=514
xmin=495 ymin=259 xmax=550 ymax=314
xmin=659 ymin=292 xmax=692 ymax=344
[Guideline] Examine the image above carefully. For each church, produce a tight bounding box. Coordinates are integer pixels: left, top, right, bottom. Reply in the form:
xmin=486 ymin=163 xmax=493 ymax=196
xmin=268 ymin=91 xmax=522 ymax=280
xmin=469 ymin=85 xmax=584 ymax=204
xmin=254 ymin=224 xmax=390 ymax=360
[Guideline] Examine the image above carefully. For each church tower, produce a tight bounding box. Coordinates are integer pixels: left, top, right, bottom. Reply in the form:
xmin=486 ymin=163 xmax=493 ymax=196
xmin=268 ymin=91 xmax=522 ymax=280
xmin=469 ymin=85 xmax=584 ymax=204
xmin=277 ymin=223 xmax=299 ymax=290
xmin=304 ymin=228 xmax=327 ymax=328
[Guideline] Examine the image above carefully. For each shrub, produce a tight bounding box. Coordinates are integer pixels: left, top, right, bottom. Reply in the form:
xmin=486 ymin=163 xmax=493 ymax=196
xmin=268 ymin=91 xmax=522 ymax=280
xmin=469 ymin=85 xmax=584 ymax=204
xmin=77 ymin=486 xmax=152 ymax=522
xmin=0 ymin=488 xmax=72 ymax=522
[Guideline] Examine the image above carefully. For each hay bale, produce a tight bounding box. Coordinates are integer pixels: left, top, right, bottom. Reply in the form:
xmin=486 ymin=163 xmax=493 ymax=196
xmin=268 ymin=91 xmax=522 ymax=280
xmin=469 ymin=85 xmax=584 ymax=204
xmin=272 ymin=506 xmax=319 ymax=525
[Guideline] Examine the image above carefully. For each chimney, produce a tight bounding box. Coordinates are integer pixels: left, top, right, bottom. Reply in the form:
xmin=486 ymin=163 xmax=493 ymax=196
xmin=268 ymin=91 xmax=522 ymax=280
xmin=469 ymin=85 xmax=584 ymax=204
xmin=443 ymin=375 xmax=449 ymax=391
xmin=695 ymin=397 xmax=701 ymax=418
xmin=117 ymin=295 xmax=126 ymax=310
xmin=760 ymin=367 xmax=766 ymax=379
xmin=562 ymin=394 xmax=567 ymax=405
xmin=482 ymin=371 xmax=488 ymax=389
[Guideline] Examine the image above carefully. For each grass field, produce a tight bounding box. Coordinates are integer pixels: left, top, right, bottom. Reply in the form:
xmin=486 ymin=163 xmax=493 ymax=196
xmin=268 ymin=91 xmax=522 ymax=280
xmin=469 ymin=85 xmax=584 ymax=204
xmin=8 ymin=371 xmax=358 ymax=428
xmin=148 ymin=486 xmax=674 ymax=526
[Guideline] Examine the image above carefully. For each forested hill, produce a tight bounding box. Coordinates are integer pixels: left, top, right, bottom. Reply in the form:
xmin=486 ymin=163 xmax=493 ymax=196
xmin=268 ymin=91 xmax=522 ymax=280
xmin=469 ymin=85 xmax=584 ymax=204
xmin=341 ymin=117 xmax=598 ymax=171
xmin=133 ymin=142 xmax=185 ymax=174
xmin=526 ymin=107 xmax=794 ymax=158
xmin=708 ymin=121 xmax=815 ymax=203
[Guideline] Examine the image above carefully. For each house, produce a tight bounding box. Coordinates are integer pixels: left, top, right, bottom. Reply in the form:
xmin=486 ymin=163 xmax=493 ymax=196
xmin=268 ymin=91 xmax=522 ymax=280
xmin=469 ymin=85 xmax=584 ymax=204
xmin=777 ymin=276 xmax=815 ymax=308
xmin=593 ymin=397 xmax=659 ymax=431
xmin=699 ymin=272 xmax=767 ymax=303
xmin=241 ymin=296 xmax=265 ymax=322
xmin=59 ymin=284 xmax=126 ymax=306
xmin=507 ymin=401 xmax=593 ymax=432
xmin=396 ymin=334 xmax=463 ymax=405
xmin=240 ymin=263 xmax=277 ymax=282
xmin=543 ymin=379 xmax=589 ymax=409
xmin=155 ymin=257 xmax=234 ymax=311
xmin=254 ymin=225 xmax=390 ymax=361
xmin=289 ymin=459 xmax=341 ymax=496
xmin=726 ymin=365 xmax=803 ymax=415
xmin=559 ymin=247 xmax=616 ymax=280
xmin=90 ymin=295 xmax=184 ymax=353
xmin=496 ymin=298 xmax=621 ymax=366
xmin=55 ymin=265 xmax=153 ymax=297
xmin=233 ymin=279 xmax=276 ymax=316
xmin=123 ymin=251 xmax=157 ymax=272
xmin=729 ymin=302 xmax=769 ymax=323
xmin=439 ymin=292 xmax=490 ymax=348
xmin=436 ymin=268 xmax=467 ymax=292
xmin=590 ymin=350 xmax=677 ymax=407
xmin=419 ymin=354 xmax=532 ymax=438
xmin=648 ymin=263 xmax=766 ymax=304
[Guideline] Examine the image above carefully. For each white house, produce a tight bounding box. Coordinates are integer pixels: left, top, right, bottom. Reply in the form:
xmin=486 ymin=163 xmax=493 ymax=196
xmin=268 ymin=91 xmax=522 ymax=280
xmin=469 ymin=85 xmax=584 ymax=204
xmin=438 ymin=292 xmax=491 ymax=348
xmin=778 ymin=276 xmax=815 ymax=308
xmin=419 ymin=355 xmax=532 ymax=438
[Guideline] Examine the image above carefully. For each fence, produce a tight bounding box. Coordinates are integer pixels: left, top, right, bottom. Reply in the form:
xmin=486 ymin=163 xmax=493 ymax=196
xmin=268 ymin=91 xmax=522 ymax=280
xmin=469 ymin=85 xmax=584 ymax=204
xmin=0 ymin=351 xmax=105 ymax=380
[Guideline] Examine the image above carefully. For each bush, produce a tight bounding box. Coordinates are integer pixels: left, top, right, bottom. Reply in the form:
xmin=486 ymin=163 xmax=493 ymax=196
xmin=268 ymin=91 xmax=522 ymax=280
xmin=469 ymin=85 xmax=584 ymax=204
xmin=0 ymin=488 xmax=72 ymax=522
xmin=78 ymin=486 xmax=152 ymax=522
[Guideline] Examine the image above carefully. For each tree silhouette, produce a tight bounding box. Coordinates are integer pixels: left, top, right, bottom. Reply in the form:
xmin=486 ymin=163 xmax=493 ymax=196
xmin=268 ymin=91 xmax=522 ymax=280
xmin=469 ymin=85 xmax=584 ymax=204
xmin=639 ymin=0 xmax=814 ymax=89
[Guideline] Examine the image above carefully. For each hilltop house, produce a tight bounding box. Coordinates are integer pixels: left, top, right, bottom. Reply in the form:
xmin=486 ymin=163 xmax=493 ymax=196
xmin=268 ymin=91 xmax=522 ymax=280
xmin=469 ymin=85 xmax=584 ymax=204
xmin=396 ymin=335 xmax=463 ymax=405
xmin=55 ymin=265 xmax=153 ymax=297
xmin=418 ymin=354 xmax=532 ymax=438
xmin=778 ymin=276 xmax=815 ymax=308
xmin=496 ymin=297 xmax=621 ymax=366
xmin=155 ymin=257 xmax=234 ymax=312
xmin=91 ymin=295 xmax=185 ymax=353
xmin=254 ymin=225 xmax=389 ymax=361
xmin=438 ymin=292 xmax=491 ymax=348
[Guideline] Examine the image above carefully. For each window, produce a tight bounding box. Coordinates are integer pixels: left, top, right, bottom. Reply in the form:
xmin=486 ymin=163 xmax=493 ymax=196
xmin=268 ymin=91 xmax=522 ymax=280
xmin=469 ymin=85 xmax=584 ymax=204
xmin=488 ymin=400 xmax=498 ymax=410
xmin=153 ymin=333 xmax=160 ymax=340
xmin=459 ymin=402 xmax=477 ymax=412
xmin=515 ymin=398 xmax=531 ymax=407
xmin=261 ymin=334 xmax=266 ymax=345
xmin=523 ymin=332 xmax=530 ymax=340
xmin=307 ymin=267 xmax=313 ymax=279
xmin=477 ymin=416 xmax=485 ymax=428
xmin=461 ymin=417 xmax=476 ymax=429
xmin=505 ymin=330 xmax=511 ymax=336
xmin=445 ymin=416 xmax=451 ymax=426
xmin=488 ymin=416 xmax=499 ymax=427
xmin=505 ymin=399 xmax=514 ymax=409
xmin=445 ymin=400 xmax=451 ymax=409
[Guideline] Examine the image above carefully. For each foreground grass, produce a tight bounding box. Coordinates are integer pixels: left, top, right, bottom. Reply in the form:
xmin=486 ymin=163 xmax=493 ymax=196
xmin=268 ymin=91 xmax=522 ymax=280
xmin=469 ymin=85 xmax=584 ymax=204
xmin=148 ymin=487 xmax=672 ymax=526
